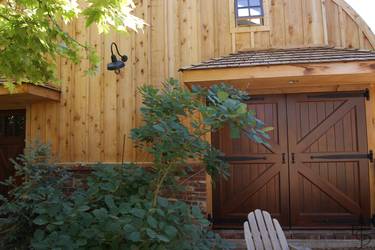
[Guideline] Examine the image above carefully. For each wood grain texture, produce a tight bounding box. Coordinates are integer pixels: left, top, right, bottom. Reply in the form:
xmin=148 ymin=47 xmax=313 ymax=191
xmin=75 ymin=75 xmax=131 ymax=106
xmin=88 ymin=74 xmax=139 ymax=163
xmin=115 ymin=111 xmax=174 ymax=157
xmin=26 ymin=0 xmax=375 ymax=163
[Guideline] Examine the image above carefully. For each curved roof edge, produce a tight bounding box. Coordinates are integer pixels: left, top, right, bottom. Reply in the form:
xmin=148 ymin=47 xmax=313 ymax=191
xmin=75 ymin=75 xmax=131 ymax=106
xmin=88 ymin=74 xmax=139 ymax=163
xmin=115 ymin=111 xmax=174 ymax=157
xmin=336 ymin=0 xmax=375 ymax=48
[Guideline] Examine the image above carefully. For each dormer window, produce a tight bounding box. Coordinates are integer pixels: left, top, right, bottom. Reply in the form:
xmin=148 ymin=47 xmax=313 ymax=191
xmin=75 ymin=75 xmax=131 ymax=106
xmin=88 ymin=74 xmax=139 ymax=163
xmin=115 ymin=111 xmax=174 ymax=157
xmin=235 ymin=0 xmax=264 ymax=26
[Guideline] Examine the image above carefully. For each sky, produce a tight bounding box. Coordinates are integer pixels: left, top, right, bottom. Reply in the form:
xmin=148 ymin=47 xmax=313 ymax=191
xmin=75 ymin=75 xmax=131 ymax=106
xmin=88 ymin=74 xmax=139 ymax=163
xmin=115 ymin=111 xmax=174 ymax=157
xmin=345 ymin=0 xmax=375 ymax=32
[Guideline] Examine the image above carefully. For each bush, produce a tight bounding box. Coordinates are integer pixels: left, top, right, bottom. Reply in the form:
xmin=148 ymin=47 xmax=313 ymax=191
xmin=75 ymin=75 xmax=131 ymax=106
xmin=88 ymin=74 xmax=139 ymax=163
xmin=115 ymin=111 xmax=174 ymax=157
xmin=131 ymin=79 xmax=270 ymax=207
xmin=0 ymin=79 xmax=270 ymax=249
xmin=0 ymin=142 xmax=232 ymax=249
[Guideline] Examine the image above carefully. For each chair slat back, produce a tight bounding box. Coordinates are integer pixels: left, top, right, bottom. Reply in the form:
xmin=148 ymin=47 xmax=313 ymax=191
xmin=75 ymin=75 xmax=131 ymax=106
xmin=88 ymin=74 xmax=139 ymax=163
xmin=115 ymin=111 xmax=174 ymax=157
xmin=254 ymin=210 xmax=272 ymax=250
xmin=248 ymin=211 xmax=265 ymax=250
xmin=244 ymin=221 xmax=256 ymax=250
xmin=243 ymin=209 xmax=289 ymax=250
xmin=262 ymin=211 xmax=282 ymax=250
xmin=273 ymin=218 xmax=289 ymax=250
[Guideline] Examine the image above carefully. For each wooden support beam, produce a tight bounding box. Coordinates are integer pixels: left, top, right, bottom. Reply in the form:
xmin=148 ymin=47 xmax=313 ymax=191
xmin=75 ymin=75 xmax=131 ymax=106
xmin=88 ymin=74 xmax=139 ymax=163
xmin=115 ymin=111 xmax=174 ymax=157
xmin=182 ymin=61 xmax=375 ymax=89
xmin=0 ymin=83 xmax=61 ymax=105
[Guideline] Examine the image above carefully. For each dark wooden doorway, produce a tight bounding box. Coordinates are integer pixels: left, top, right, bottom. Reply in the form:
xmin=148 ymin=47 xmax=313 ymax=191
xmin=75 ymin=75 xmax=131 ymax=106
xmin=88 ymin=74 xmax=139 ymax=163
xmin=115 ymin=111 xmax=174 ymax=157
xmin=213 ymin=92 xmax=371 ymax=228
xmin=0 ymin=110 xmax=26 ymax=195
xmin=212 ymin=95 xmax=290 ymax=227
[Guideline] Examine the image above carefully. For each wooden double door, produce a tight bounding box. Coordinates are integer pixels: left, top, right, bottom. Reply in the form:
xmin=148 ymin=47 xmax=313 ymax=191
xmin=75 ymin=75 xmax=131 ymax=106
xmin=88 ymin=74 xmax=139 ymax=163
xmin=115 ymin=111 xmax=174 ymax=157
xmin=213 ymin=92 xmax=371 ymax=228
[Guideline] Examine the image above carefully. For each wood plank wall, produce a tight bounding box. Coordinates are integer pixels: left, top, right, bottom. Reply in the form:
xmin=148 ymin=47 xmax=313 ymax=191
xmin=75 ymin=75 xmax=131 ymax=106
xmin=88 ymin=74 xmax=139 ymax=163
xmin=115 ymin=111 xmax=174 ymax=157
xmin=27 ymin=0 xmax=375 ymax=163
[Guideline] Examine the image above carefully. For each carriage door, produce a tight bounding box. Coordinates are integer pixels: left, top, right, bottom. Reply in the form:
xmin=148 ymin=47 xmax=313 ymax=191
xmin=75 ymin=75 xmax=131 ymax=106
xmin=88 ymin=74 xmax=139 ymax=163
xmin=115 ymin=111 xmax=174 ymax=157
xmin=213 ymin=91 xmax=371 ymax=228
xmin=212 ymin=95 xmax=290 ymax=227
xmin=287 ymin=92 xmax=371 ymax=228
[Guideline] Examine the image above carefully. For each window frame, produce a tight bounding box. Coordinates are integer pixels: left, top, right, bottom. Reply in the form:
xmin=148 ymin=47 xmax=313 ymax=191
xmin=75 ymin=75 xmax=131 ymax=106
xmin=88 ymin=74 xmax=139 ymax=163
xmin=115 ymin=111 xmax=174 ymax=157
xmin=235 ymin=0 xmax=264 ymax=19
xmin=229 ymin=0 xmax=270 ymax=33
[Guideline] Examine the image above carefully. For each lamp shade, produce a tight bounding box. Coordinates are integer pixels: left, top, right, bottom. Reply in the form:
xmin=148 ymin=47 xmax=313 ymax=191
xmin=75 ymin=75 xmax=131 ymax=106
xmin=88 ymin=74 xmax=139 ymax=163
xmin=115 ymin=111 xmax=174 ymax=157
xmin=107 ymin=60 xmax=125 ymax=71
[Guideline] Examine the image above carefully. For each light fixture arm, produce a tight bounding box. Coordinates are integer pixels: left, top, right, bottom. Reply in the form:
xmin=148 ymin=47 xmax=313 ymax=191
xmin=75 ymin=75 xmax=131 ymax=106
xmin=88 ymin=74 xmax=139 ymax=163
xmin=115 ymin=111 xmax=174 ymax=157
xmin=111 ymin=42 xmax=123 ymax=58
xmin=110 ymin=42 xmax=128 ymax=62
xmin=107 ymin=42 xmax=128 ymax=74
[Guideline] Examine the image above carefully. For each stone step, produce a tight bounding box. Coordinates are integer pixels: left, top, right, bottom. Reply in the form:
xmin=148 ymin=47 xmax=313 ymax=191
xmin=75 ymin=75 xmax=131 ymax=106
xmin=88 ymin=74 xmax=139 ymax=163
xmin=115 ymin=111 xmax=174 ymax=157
xmin=217 ymin=229 xmax=375 ymax=240
xmin=228 ymin=239 xmax=375 ymax=250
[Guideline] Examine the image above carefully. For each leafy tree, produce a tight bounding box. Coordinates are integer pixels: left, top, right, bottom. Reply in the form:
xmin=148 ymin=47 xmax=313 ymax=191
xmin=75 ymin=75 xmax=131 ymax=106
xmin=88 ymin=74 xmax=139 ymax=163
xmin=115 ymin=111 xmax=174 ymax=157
xmin=131 ymin=78 xmax=272 ymax=207
xmin=0 ymin=0 xmax=145 ymax=91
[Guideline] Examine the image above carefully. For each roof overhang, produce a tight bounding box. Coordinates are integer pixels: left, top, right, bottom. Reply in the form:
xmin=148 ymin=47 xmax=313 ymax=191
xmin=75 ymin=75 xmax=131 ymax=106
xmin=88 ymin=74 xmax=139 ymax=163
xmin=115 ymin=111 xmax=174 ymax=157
xmin=181 ymin=61 xmax=375 ymax=93
xmin=0 ymin=83 xmax=61 ymax=106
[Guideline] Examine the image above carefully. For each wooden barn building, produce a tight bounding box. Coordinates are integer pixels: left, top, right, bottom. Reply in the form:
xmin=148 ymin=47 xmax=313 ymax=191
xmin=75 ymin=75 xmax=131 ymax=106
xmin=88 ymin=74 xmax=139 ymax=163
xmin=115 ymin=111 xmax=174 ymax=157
xmin=1 ymin=0 xmax=375 ymax=229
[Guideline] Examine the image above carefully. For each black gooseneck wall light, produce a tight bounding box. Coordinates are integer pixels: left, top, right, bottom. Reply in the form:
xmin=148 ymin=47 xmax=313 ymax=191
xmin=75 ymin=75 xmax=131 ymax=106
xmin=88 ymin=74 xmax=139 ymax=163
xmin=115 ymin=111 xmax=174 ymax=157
xmin=107 ymin=42 xmax=128 ymax=74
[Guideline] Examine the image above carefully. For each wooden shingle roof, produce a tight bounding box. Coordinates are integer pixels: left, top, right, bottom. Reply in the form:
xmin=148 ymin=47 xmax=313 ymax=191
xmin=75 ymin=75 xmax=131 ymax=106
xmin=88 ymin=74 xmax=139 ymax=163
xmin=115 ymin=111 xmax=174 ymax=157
xmin=180 ymin=47 xmax=375 ymax=71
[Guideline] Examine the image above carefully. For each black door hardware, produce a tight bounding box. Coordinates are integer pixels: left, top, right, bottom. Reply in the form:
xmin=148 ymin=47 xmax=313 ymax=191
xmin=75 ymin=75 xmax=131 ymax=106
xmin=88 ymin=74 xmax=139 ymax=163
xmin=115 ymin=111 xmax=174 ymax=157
xmin=218 ymin=156 xmax=267 ymax=161
xmin=310 ymin=151 xmax=373 ymax=162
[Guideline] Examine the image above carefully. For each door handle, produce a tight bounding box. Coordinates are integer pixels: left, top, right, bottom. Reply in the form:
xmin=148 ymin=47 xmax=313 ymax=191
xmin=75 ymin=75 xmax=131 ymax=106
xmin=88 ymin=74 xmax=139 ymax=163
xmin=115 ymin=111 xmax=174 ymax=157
xmin=282 ymin=153 xmax=286 ymax=164
xmin=291 ymin=153 xmax=295 ymax=164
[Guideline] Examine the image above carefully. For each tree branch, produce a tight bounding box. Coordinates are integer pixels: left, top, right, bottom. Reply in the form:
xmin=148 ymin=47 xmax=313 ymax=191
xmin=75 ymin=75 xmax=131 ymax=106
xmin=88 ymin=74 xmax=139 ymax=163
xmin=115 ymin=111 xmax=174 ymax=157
xmin=0 ymin=13 xmax=10 ymax=21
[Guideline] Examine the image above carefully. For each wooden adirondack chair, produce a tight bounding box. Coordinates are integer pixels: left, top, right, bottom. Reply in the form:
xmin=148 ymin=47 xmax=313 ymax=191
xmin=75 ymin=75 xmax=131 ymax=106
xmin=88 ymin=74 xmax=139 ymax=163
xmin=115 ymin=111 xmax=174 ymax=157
xmin=243 ymin=210 xmax=311 ymax=250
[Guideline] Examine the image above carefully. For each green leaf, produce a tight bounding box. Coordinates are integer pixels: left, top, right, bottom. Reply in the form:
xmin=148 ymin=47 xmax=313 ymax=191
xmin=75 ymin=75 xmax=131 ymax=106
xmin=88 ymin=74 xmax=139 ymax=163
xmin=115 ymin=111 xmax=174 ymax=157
xmin=229 ymin=123 xmax=240 ymax=139
xmin=262 ymin=126 xmax=274 ymax=132
xmin=33 ymin=216 xmax=48 ymax=225
xmin=131 ymin=208 xmax=146 ymax=218
xmin=3 ymin=82 xmax=17 ymax=93
xmin=78 ymin=205 xmax=90 ymax=212
xmin=153 ymin=124 xmax=164 ymax=132
xmin=123 ymin=224 xmax=136 ymax=233
xmin=104 ymin=195 xmax=116 ymax=210
xmin=146 ymin=228 xmax=157 ymax=238
xmin=157 ymin=197 xmax=169 ymax=208
xmin=237 ymin=103 xmax=247 ymax=114
xmin=147 ymin=216 xmax=158 ymax=229
xmin=156 ymin=234 xmax=170 ymax=242
xmin=217 ymin=91 xmax=229 ymax=102
xmin=164 ymin=225 xmax=178 ymax=237
xmin=128 ymin=232 xmax=141 ymax=242
xmin=191 ymin=206 xmax=203 ymax=219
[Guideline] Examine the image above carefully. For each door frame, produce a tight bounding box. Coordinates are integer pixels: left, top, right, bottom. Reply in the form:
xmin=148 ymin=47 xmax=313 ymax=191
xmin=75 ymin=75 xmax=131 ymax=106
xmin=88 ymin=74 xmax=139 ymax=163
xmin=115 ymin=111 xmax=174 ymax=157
xmin=206 ymin=84 xmax=375 ymax=228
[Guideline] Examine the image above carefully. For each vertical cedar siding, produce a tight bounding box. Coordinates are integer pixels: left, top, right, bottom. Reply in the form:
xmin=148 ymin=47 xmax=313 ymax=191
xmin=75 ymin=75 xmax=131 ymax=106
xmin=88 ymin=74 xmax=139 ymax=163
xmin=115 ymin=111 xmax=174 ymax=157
xmin=27 ymin=0 xmax=375 ymax=163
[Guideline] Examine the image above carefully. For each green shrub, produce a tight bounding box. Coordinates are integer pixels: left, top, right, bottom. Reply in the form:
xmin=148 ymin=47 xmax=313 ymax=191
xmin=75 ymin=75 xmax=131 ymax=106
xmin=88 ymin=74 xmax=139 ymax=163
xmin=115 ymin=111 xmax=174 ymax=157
xmin=0 ymin=142 xmax=231 ymax=250
xmin=0 ymin=79 xmax=270 ymax=249
xmin=131 ymin=79 xmax=271 ymax=207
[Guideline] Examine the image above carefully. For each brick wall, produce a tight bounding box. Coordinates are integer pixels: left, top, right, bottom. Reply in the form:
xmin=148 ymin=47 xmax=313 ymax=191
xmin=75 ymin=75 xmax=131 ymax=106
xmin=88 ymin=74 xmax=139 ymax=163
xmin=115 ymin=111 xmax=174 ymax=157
xmin=65 ymin=164 xmax=209 ymax=213
xmin=176 ymin=166 xmax=208 ymax=213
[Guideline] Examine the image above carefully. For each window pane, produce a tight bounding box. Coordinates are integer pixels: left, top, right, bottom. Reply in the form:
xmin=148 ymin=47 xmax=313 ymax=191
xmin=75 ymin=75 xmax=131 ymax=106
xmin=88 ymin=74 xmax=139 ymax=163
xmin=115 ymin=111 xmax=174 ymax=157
xmin=238 ymin=8 xmax=250 ymax=17
xmin=0 ymin=112 xmax=25 ymax=137
xmin=237 ymin=0 xmax=249 ymax=7
xmin=249 ymin=0 xmax=261 ymax=6
xmin=237 ymin=17 xmax=263 ymax=26
xmin=250 ymin=7 xmax=262 ymax=16
xmin=250 ymin=18 xmax=262 ymax=25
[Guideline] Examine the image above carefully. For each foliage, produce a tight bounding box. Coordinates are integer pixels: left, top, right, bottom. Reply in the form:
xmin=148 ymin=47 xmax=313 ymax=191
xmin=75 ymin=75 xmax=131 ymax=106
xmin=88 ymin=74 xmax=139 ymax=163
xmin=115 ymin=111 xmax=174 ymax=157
xmin=0 ymin=0 xmax=145 ymax=91
xmin=0 ymin=80 xmax=271 ymax=249
xmin=0 ymin=142 xmax=232 ymax=249
xmin=131 ymin=78 xmax=272 ymax=206
xmin=0 ymin=141 xmax=69 ymax=248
